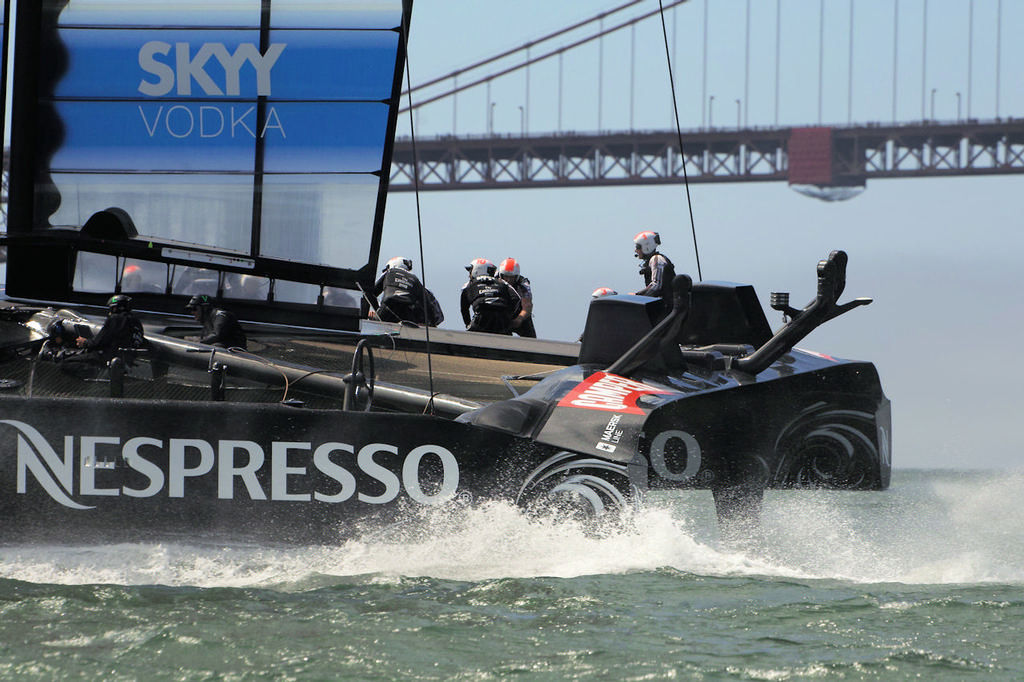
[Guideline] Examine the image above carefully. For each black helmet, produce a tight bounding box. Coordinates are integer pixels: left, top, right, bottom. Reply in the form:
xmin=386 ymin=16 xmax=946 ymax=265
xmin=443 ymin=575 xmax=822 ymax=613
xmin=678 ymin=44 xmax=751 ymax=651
xmin=46 ymin=319 xmax=66 ymax=339
xmin=185 ymin=294 xmax=213 ymax=311
xmin=107 ymin=294 xmax=132 ymax=313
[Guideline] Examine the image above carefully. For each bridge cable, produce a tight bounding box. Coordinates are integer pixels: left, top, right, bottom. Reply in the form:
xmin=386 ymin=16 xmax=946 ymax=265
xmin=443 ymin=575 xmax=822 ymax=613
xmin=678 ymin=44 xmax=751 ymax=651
xmin=658 ymin=0 xmax=702 ymax=281
xmin=398 ymin=4 xmax=437 ymax=415
xmin=399 ymin=0 xmax=691 ymax=114
xmin=402 ymin=0 xmax=647 ymax=98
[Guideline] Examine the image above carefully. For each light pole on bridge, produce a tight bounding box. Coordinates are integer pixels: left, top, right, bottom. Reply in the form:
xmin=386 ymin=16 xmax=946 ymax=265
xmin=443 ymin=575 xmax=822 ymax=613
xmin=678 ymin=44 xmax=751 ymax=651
xmin=708 ymin=95 xmax=714 ymax=130
xmin=956 ymin=92 xmax=961 ymax=122
xmin=931 ymin=88 xmax=937 ymax=121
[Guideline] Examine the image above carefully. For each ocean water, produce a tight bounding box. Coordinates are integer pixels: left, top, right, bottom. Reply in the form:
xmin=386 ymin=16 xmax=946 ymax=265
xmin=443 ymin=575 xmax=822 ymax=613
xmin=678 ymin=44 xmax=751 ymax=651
xmin=1 ymin=469 xmax=1022 ymax=681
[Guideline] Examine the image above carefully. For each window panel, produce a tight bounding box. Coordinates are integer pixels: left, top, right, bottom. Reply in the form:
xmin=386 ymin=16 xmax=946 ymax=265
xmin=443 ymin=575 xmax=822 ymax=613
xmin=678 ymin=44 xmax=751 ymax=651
xmin=259 ymin=174 xmax=379 ymax=268
xmin=57 ymin=1 xmax=261 ymax=28
xmin=271 ymin=1 xmax=404 ymax=29
xmin=74 ymin=252 xmax=119 ymax=294
xmin=50 ymin=174 xmax=255 ymax=253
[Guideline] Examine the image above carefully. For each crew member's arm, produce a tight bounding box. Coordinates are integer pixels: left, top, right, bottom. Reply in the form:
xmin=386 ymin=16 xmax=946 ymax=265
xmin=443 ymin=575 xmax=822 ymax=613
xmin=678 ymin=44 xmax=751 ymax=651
xmin=460 ymin=286 xmax=472 ymax=327
xmin=199 ymin=311 xmax=226 ymax=345
xmin=512 ymin=283 xmax=532 ymax=327
xmin=78 ymin=318 xmax=114 ymax=349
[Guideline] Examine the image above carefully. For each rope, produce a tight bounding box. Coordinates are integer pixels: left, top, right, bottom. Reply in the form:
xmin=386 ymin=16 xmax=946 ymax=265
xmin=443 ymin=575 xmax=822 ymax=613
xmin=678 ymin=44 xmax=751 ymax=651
xmin=658 ymin=0 xmax=702 ymax=281
xmin=398 ymin=4 xmax=438 ymax=415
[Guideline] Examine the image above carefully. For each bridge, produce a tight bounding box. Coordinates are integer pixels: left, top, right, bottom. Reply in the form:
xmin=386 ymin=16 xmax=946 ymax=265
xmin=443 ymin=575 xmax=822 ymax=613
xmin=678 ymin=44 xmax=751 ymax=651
xmin=390 ymin=0 xmax=1024 ymax=198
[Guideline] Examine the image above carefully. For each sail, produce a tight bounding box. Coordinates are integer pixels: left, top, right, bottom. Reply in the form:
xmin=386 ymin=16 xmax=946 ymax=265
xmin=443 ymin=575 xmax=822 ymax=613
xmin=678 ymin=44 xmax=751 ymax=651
xmin=5 ymin=0 xmax=412 ymax=329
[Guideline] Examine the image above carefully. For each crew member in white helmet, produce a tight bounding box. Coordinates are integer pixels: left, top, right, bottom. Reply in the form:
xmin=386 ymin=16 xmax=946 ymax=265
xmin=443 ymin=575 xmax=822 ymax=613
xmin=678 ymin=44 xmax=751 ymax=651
xmin=460 ymin=258 xmax=521 ymax=334
xmin=633 ymin=230 xmax=676 ymax=310
xmin=371 ymin=256 xmax=443 ymax=326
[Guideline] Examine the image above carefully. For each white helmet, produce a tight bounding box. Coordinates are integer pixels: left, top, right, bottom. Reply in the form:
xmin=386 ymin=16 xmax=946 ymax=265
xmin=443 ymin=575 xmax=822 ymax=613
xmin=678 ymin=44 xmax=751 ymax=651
xmin=466 ymin=258 xmax=496 ymax=278
xmin=385 ymin=256 xmax=412 ymax=272
xmin=633 ymin=230 xmax=660 ymax=258
xmin=497 ymin=258 xmax=520 ymax=282
xmin=591 ymin=287 xmax=618 ymax=298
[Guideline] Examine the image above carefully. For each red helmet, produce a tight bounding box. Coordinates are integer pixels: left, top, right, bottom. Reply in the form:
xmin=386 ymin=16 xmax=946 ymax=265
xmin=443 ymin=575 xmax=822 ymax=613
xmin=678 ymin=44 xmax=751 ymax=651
xmin=497 ymin=258 xmax=520 ymax=282
xmin=591 ymin=287 xmax=618 ymax=298
xmin=633 ymin=230 xmax=660 ymax=258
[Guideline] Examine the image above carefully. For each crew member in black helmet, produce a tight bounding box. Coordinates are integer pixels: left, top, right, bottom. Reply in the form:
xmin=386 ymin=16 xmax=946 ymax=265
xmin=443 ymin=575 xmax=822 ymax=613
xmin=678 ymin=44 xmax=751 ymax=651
xmin=370 ymin=256 xmax=443 ymax=326
xmin=76 ymin=294 xmax=147 ymax=360
xmin=186 ymin=294 xmax=248 ymax=349
xmin=460 ymin=258 xmax=521 ymax=335
xmin=633 ymin=230 xmax=676 ymax=311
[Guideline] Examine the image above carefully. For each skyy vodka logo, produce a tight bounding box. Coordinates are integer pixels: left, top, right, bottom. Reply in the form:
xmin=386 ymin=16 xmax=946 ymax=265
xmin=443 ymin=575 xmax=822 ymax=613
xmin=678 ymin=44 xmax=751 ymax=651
xmin=1 ymin=420 xmax=460 ymax=510
xmin=136 ymin=41 xmax=287 ymax=139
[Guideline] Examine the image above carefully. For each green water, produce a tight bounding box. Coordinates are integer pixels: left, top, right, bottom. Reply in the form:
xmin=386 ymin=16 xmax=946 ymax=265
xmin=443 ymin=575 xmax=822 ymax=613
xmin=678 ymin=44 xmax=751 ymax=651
xmin=2 ymin=470 xmax=1022 ymax=680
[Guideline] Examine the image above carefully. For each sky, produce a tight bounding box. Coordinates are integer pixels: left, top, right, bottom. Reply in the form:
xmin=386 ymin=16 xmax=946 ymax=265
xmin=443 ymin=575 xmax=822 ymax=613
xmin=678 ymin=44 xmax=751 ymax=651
xmin=379 ymin=0 xmax=1024 ymax=471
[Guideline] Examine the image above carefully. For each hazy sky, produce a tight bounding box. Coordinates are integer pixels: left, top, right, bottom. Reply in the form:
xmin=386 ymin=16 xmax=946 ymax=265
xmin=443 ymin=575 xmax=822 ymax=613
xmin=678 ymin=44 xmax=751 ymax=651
xmin=381 ymin=0 xmax=1024 ymax=470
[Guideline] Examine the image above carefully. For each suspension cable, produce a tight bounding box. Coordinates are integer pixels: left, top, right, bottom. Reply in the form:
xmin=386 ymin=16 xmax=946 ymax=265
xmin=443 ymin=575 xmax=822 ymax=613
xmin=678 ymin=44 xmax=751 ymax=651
xmin=658 ymin=0 xmax=702 ymax=281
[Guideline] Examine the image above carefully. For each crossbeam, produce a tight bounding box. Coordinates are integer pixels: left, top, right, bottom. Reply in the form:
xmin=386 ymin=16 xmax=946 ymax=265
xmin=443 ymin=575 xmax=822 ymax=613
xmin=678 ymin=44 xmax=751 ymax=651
xmin=390 ymin=120 xmax=1024 ymax=191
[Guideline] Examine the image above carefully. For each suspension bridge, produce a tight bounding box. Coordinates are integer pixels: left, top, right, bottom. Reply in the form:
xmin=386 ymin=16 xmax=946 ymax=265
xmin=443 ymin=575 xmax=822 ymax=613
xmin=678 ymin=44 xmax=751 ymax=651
xmin=390 ymin=0 xmax=1024 ymax=199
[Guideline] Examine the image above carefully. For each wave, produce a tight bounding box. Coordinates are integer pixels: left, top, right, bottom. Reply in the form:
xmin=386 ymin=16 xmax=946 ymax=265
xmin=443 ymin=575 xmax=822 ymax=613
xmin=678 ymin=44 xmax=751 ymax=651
xmin=1 ymin=470 xmax=1021 ymax=588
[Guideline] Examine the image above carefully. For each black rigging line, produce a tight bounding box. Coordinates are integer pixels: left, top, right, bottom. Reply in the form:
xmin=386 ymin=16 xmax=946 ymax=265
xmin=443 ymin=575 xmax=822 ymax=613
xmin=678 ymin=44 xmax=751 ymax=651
xmin=657 ymin=0 xmax=702 ymax=282
xmin=398 ymin=7 xmax=437 ymax=415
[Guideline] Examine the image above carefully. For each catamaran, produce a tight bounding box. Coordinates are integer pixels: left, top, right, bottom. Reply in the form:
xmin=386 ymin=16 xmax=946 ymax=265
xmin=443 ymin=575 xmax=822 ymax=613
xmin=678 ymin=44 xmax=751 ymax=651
xmin=0 ymin=0 xmax=890 ymax=545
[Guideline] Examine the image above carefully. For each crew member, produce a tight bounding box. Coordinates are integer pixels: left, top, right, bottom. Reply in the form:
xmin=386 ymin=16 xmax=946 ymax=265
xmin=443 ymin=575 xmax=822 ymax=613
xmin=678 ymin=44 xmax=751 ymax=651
xmin=76 ymin=294 xmax=147 ymax=361
xmin=186 ymin=295 xmax=248 ymax=349
xmin=370 ymin=256 xmax=443 ymax=326
xmin=460 ymin=258 xmax=521 ymax=335
xmin=633 ymin=230 xmax=676 ymax=310
xmin=497 ymin=257 xmax=536 ymax=338
xmin=38 ymin=319 xmax=81 ymax=362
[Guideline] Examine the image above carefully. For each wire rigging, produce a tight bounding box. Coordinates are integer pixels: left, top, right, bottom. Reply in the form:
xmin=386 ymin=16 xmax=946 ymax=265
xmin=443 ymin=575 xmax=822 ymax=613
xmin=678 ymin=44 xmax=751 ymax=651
xmin=398 ymin=2 xmax=437 ymax=415
xmin=657 ymin=0 xmax=702 ymax=281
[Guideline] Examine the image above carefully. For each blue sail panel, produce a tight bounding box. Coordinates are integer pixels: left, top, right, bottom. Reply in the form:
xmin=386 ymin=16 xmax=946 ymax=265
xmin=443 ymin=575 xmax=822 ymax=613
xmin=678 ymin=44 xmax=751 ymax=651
xmin=55 ymin=28 xmax=399 ymax=101
xmin=51 ymin=101 xmax=391 ymax=174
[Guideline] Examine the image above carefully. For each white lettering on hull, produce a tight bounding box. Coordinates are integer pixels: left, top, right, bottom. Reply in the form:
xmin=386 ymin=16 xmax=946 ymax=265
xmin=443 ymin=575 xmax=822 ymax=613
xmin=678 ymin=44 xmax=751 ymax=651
xmin=1 ymin=420 xmax=460 ymax=510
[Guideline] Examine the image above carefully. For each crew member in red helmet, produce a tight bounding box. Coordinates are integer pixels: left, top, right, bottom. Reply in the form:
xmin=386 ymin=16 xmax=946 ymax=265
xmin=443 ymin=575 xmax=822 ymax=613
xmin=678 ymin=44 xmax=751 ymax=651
xmin=496 ymin=257 xmax=536 ymax=338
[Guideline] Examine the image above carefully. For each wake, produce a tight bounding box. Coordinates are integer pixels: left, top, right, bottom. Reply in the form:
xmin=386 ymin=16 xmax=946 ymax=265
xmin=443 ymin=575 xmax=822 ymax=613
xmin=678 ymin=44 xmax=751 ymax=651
xmin=1 ymin=471 xmax=1021 ymax=587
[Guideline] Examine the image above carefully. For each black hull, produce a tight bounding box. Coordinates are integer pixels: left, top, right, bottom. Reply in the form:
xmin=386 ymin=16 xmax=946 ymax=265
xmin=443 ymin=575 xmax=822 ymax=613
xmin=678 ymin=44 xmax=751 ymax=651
xmin=0 ymin=253 xmax=893 ymax=545
xmin=0 ymin=353 xmax=890 ymax=546
xmin=0 ymin=396 xmax=529 ymax=545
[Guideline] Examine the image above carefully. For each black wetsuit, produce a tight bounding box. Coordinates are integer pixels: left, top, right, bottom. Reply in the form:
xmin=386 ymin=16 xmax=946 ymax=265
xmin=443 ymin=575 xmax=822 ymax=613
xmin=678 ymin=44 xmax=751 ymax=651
xmin=460 ymin=275 xmax=521 ymax=335
xmin=200 ymin=308 xmax=247 ymax=349
xmin=373 ymin=268 xmax=443 ymax=326
xmin=82 ymin=312 xmax=147 ymax=361
xmin=507 ymin=277 xmax=537 ymax=338
xmin=638 ymin=252 xmax=676 ymax=311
